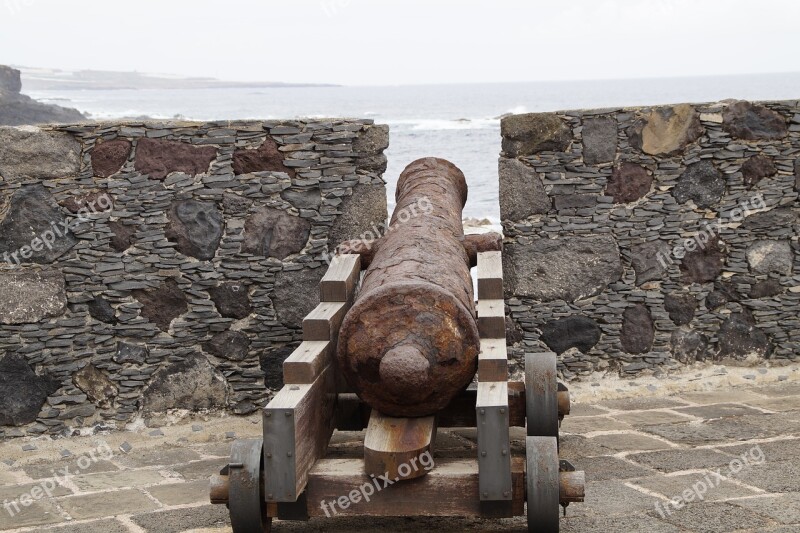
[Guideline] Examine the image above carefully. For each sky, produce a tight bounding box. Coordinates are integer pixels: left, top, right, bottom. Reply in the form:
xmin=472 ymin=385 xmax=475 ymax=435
xmin=1 ymin=0 xmax=799 ymax=86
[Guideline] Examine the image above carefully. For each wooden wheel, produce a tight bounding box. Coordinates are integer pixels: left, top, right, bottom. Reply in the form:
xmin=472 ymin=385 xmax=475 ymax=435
xmin=526 ymin=436 xmax=560 ymax=532
xmin=525 ymin=352 xmax=559 ymax=437
xmin=229 ymin=439 xmax=271 ymax=533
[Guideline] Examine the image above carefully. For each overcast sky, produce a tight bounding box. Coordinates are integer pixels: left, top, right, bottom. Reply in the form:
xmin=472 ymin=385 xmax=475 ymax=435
xmin=2 ymin=0 xmax=799 ymax=86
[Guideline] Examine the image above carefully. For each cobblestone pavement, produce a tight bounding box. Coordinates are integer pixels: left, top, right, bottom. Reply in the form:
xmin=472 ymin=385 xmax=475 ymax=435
xmin=0 ymin=377 xmax=798 ymax=532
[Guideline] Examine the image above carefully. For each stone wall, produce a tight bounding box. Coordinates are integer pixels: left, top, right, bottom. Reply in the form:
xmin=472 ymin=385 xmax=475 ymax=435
xmin=500 ymin=99 xmax=799 ymax=380
xmin=0 ymin=119 xmax=389 ymax=438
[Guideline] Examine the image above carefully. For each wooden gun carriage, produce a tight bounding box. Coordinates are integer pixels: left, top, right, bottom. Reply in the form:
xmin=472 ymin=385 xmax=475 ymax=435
xmin=210 ymin=158 xmax=585 ymax=532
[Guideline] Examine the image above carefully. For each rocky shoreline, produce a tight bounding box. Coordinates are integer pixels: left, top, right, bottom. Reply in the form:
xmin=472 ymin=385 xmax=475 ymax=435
xmin=0 ymin=65 xmax=86 ymax=126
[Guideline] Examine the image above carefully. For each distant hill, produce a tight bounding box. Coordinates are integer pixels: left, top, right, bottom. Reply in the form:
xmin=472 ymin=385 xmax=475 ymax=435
xmin=0 ymin=66 xmax=86 ymax=126
xmin=18 ymin=66 xmax=338 ymax=91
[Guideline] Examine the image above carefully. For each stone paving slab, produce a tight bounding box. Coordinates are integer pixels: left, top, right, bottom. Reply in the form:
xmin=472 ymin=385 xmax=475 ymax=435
xmin=20 ymin=459 xmax=119 ymax=480
xmin=611 ymin=410 xmax=696 ymax=426
xmin=655 ymin=501 xmax=773 ymax=533
xmin=0 ymin=376 xmax=798 ymax=532
xmin=629 ymin=472 xmax=763 ymax=501
xmin=626 ymin=448 xmax=737 ymax=473
xmin=70 ymin=470 xmax=166 ymax=492
xmin=147 ymin=479 xmax=211 ymax=506
xmin=731 ymin=493 xmax=800 ymax=525
xmin=58 ymin=489 xmax=158 ymax=520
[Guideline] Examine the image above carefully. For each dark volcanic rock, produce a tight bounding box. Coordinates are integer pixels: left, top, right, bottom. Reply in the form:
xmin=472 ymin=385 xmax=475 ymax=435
xmin=540 ymin=316 xmax=601 ymax=354
xmin=717 ymin=313 xmax=772 ymax=359
xmin=633 ymin=104 xmax=704 ymax=156
xmin=242 ymin=206 xmax=310 ymax=259
xmin=233 ymin=137 xmax=294 ymax=177
xmin=671 ymin=328 xmax=708 ymax=363
xmin=673 ymin=161 xmax=725 ymax=208
xmin=503 ymin=236 xmax=622 ymax=302
xmin=261 ymin=346 xmax=295 ymax=390
xmin=329 ymin=184 xmax=388 ymax=249
xmin=582 ymin=116 xmax=617 ymax=164
xmin=621 ymin=304 xmax=654 ymax=354
xmin=87 ymin=295 xmax=117 ymax=324
xmin=501 ymin=113 xmax=571 ymax=157
xmin=680 ymin=237 xmax=725 ymax=284
xmin=0 ymin=65 xmax=22 ymax=93
xmin=281 ymin=188 xmax=322 ymax=210
xmin=742 ymin=208 xmax=797 ymax=232
xmin=142 ymin=352 xmax=227 ymax=413
xmin=0 ymin=269 xmax=67 ymax=325
xmin=0 ymin=128 xmax=81 ymax=180
xmin=607 ymin=163 xmax=652 ymax=203
xmin=273 ymin=267 xmax=325 ymax=327
xmin=499 ymin=158 xmax=550 ymax=220
xmin=114 ymin=342 xmax=149 ymax=364
xmin=107 ymin=221 xmax=137 ymax=252
xmin=60 ymin=190 xmax=113 ymax=214
xmin=92 ymin=139 xmax=131 ymax=178
xmin=0 ymin=184 xmax=78 ymax=264
xmin=203 ymin=331 xmax=251 ymax=362
xmin=73 ymin=364 xmax=118 ymax=408
xmin=706 ymin=280 xmax=741 ymax=309
xmin=629 ymin=240 xmax=670 ymax=286
xmin=741 ymin=154 xmax=777 ymax=188
xmin=746 ymin=240 xmax=793 ymax=275
xmin=705 ymin=291 xmax=728 ymax=310
xmin=208 ymin=283 xmax=252 ymax=319
xmin=222 ymin=193 xmax=253 ymax=215
xmin=134 ymin=138 xmax=217 ymax=180
xmin=749 ymin=280 xmax=783 ymax=299
xmin=132 ymin=279 xmax=188 ymax=332
xmin=664 ymin=293 xmax=697 ymax=326
xmin=722 ymin=101 xmax=788 ymax=140
xmin=166 ymin=200 xmax=224 ymax=261
xmin=0 ymin=354 xmax=59 ymax=426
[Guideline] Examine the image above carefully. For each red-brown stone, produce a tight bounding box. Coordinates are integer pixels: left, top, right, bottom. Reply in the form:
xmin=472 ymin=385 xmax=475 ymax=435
xmin=92 ymin=139 xmax=132 ymax=178
xmin=233 ymin=137 xmax=294 ymax=177
xmin=60 ymin=190 xmax=113 ymax=214
xmin=134 ymin=138 xmax=217 ymax=180
xmin=741 ymin=154 xmax=777 ymax=188
xmin=606 ymin=162 xmax=652 ymax=203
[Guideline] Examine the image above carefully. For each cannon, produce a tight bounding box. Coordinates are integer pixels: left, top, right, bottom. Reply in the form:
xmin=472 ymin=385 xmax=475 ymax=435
xmin=211 ymin=158 xmax=584 ymax=532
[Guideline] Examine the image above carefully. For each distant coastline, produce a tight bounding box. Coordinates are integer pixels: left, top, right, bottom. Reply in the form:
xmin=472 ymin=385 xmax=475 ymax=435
xmin=17 ymin=66 xmax=339 ymax=91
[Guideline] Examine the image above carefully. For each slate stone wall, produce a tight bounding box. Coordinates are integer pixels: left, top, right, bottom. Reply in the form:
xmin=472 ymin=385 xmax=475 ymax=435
xmin=0 ymin=119 xmax=388 ymax=438
xmin=500 ymin=100 xmax=800 ymax=380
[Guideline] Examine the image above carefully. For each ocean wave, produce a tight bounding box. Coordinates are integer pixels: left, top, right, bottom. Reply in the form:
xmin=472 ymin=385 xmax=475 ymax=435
xmin=388 ymin=118 xmax=500 ymax=131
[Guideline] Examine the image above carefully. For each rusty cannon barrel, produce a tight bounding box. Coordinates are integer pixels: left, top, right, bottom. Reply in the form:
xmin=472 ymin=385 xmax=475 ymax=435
xmin=336 ymin=157 xmax=501 ymax=417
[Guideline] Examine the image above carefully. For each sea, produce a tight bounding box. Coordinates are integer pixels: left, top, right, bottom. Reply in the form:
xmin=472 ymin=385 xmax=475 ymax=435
xmin=28 ymin=72 xmax=800 ymax=226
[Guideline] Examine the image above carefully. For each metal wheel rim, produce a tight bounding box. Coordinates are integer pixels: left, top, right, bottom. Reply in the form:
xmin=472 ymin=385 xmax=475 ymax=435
xmin=229 ymin=439 xmax=271 ymax=533
xmin=525 ymin=352 xmax=559 ymax=437
xmin=526 ymin=436 xmax=560 ymax=533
